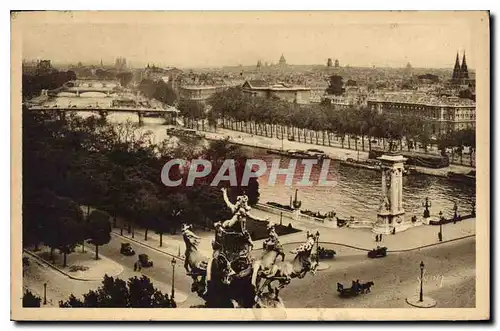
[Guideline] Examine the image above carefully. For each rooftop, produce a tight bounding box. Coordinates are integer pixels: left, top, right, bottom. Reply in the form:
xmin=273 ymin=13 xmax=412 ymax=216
xmin=367 ymin=94 xmax=475 ymax=107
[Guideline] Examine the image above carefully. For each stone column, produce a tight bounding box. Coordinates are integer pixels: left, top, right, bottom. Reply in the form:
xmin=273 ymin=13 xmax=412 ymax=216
xmin=391 ymin=169 xmax=398 ymax=215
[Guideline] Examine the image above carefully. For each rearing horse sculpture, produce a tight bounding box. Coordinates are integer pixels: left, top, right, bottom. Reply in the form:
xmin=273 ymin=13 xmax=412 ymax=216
xmin=252 ymin=231 xmax=319 ymax=300
xmin=182 ymin=223 xmax=208 ymax=276
xmin=251 ymin=222 xmax=285 ymax=287
xmin=182 ymin=224 xmax=210 ymax=296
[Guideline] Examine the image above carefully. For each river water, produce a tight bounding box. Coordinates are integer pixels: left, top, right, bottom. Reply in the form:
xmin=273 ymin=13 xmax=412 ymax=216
xmin=52 ymin=95 xmax=476 ymax=221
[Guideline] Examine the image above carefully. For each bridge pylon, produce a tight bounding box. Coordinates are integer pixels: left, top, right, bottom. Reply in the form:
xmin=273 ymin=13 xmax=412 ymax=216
xmin=137 ymin=111 xmax=144 ymax=126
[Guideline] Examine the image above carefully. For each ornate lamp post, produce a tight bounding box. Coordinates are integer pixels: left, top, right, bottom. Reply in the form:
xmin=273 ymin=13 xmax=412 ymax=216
xmin=315 ymin=230 xmax=320 ymax=265
xmin=438 ymin=210 xmax=443 ymax=241
xmin=171 ymin=257 xmax=176 ymax=300
xmin=419 ymin=261 xmax=424 ymax=302
xmin=453 ymin=201 xmax=459 ymax=221
xmin=422 ymin=197 xmax=431 ymax=218
xmin=43 ymin=282 xmax=47 ymax=305
xmin=405 ymin=259 xmax=436 ymax=307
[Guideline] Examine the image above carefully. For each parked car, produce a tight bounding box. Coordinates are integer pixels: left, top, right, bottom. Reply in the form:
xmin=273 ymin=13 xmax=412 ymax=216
xmin=138 ymin=253 xmax=154 ymax=267
xmin=120 ymin=243 xmax=135 ymax=256
xmin=368 ymin=247 xmax=387 ymax=259
xmin=317 ymin=246 xmax=336 ymax=259
xmin=367 ymin=246 xmax=387 ymax=258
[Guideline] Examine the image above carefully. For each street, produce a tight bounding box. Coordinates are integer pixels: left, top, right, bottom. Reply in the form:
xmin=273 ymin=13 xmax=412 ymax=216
xmin=277 ymin=237 xmax=475 ymax=308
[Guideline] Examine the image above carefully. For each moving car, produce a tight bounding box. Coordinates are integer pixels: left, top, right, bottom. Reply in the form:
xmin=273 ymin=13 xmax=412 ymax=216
xmin=367 ymin=246 xmax=387 ymax=258
xmin=138 ymin=253 xmax=154 ymax=267
xmin=120 ymin=243 xmax=135 ymax=256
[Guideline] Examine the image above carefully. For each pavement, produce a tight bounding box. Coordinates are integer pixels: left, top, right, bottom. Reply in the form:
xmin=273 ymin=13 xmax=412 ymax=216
xmin=110 ymin=206 xmax=475 ymax=259
xmin=247 ymin=206 xmax=476 ymax=251
xmin=25 ymin=245 xmax=124 ymax=281
xmin=23 ymin=235 xmax=196 ymax=307
xmin=22 ymin=252 xmax=103 ymax=307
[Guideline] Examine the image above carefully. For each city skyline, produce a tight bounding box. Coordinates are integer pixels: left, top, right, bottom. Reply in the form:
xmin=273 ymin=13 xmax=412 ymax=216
xmin=20 ymin=11 xmax=478 ymax=69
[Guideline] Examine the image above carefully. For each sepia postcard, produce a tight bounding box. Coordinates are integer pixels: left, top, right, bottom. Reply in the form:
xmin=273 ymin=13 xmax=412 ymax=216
xmin=11 ymin=10 xmax=490 ymax=321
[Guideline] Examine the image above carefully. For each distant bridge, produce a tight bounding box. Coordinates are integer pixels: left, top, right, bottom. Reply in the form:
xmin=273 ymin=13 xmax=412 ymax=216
xmin=27 ymin=104 xmax=179 ymax=124
xmin=42 ymin=80 xmax=122 ymax=97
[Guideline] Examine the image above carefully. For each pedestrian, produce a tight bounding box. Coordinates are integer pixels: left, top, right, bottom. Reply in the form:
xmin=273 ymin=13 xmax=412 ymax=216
xmin=380 ymin=234 xmax=383 ymax=242
xmin=133 ymin=262 xmax=137 ymax=272
xmin=375 ymin=235 xmax=378 ymax=242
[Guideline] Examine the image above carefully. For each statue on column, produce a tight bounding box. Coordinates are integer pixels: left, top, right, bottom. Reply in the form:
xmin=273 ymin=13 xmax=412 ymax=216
xmin=219 ymin=187 xmax=269 ymax=249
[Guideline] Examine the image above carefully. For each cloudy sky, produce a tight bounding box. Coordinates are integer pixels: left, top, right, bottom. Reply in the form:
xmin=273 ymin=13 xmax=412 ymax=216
xmin=18 ymin=11 xmax=484 ymax=69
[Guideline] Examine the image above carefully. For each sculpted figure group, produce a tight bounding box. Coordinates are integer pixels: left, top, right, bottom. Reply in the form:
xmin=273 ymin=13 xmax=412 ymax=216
xmin=181 ymin=188 xmax=319 ymax=308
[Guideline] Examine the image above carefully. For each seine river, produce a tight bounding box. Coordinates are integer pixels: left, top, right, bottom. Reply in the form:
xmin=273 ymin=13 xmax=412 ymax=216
xmin=53 ymin=94 xmax=476 ymax=221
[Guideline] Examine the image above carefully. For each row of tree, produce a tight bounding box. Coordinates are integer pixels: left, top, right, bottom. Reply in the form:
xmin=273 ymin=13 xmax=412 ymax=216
xmin=23 ymin=109 xmax=259 ymax=260
xmin=23 ymin=190 xmax=111 ymax=267
xmin=181 ymin=86 xmax=475 ymax=156
xmin=138 ymin=79 xmax=178 ymax=106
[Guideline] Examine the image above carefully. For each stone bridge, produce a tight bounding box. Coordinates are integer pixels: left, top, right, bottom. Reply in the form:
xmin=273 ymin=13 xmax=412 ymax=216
xmin=27 ymin=104 xmax=180 ymax=124
xmin=42 ymin=80 xmax=122 ymax=97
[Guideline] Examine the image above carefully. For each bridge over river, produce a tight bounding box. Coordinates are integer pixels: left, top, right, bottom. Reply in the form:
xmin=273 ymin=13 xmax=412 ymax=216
xmin=26 ymin=104 xmax=180 ymax=124
xmin=42 ymin=79 xmax=122 ymax=97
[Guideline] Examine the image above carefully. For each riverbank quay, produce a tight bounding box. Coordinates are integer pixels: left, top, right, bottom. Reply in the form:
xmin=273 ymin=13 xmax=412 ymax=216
xmin=98 ymin=201 xmax=475 ymax=258
xmin=247 ymin=205 xmax=475 ymax=251
xmin=192 ymin=126 xmax=474 ymax=178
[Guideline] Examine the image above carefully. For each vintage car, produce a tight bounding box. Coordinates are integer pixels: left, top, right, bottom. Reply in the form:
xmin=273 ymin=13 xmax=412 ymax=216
xmin=317 ymin=246 xmax=336 ymax=259
xmin=120 ymin=243 xmax=135 ymax=256
xmin=138 ymin=253 xmax=154 ymax=267
xmin=367 ymin=246 xmax=387 ymax=258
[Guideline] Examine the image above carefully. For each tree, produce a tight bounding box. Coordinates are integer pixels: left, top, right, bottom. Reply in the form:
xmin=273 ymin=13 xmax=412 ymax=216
xmin=86 ymin=210 xmax=111 ymax=260
xmin=23 ymin=290 xmax=42 ymax=307
xmin=154 ymin=200 xmax=173 ymax=247
xmin=178 ymin=100 xmax=206 ymax=129
xmin=116 ymin=72 xmax=133 ymax=88
xmin=153 ymin=80 xmax=178 ymax=106
xmin=326 ymin=75 xmax=345 ymax=95
xmin=42 ymin=196 xmax=85 ymax=264
xmin=59 ymin=275 xmax=176 ymax=308
xmin=138 ymin=79 xmax=177 ymax=106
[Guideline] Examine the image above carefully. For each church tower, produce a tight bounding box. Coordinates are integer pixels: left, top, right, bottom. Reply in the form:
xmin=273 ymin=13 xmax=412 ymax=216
xmin=452 ymin=52 xmax=461 ymax=81
xmin=279 ymin=54 xmax=287 ymax=67
xmin=460 ymin=52 xmax=469 ymax=79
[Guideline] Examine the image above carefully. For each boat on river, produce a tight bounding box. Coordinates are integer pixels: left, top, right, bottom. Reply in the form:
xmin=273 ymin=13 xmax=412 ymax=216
xmin=166 ymin=127 xmax=205 ymax=139
xmin=266 ymin=148 xmax=328 ymax=160
xmin=341 ymin=157 xmax=415 ymax=175
xmin=447 ymin=170 xmax=476 ymax=185
xmin=340 ymin=158 xmax=382 ymax=171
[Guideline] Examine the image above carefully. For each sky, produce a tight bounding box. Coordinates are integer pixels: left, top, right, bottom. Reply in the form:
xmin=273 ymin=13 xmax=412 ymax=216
xmin=18 ymin=11 xmax=482 ymax=69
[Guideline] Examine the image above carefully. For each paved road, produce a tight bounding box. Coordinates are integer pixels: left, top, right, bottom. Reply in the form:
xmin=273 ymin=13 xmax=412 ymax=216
xmin=23 ymin=233 xmax=204 ymax=307
xmin=99 ymin=233 xmax=204 ymax=307
xmin=276 ymin=237 xmax=476 ymax=308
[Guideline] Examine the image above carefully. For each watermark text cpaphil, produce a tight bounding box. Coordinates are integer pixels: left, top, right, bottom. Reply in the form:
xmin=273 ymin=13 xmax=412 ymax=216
xmin=160 ymin=158 xmax=338 ymax=187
